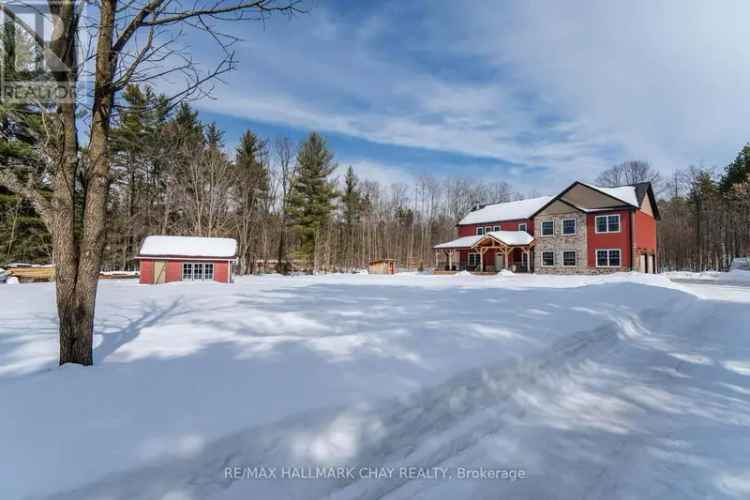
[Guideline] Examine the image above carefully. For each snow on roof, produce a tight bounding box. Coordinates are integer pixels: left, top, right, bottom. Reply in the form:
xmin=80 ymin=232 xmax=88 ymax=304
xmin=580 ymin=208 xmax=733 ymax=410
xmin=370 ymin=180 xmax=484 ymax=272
xmin=434 ymin=235 xmax=484 ymax=249
xmin=433 ymin=231 xmax=533 ymax=249
xmin=458 ymin=196 xmax=553 ymax=225
xmin=580 ymin=183 xmax=639 ymax=207
xmin=138 ymin=236 xmax=237 ymax=258
xmin=486 ymin=230 xmax=534 ymax=246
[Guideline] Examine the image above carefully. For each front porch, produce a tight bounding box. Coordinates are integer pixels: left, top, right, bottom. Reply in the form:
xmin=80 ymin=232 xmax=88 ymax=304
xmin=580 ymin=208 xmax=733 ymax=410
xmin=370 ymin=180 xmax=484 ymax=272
xmin=432 ymin=231 xmax=535 ymax=273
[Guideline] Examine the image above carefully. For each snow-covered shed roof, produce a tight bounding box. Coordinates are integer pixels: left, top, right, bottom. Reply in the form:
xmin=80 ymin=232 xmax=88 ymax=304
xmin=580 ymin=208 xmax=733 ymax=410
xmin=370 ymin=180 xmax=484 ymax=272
xmin=137 ymin=236 xmax=238 ymax=259
xmin=458 ymin=196 xmax=553 ymax=225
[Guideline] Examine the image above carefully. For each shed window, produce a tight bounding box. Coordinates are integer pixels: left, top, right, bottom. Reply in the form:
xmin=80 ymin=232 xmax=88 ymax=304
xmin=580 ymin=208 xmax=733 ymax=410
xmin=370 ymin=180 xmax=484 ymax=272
xmin=562 ymin=219 xmax=576 ymax=235
xmin=563 ymin=251 xmax=576 ymax=266
xmin=542 ymin=251 xmax=554 ymax=266
xmin=595 ymin=214 xmax=621 ymax=233
xmin=541 ymin=221 xmax=554 ymax=236
xmin=596 ymin=249 xmax=622 ymax=267
xmin=182 ymin=262 xmax=214 ymax=280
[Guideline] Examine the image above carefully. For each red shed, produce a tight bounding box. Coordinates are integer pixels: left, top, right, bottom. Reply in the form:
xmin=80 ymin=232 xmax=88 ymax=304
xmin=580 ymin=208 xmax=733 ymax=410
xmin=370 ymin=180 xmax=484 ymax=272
xmin=135 ymin=236 xmax=237 ymax=284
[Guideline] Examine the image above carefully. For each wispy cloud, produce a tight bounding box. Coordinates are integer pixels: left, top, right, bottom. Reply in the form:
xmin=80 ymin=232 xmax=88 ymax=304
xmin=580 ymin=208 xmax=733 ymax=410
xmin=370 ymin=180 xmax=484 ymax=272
xmin=181 ymin=0 xmax=750 ymax=190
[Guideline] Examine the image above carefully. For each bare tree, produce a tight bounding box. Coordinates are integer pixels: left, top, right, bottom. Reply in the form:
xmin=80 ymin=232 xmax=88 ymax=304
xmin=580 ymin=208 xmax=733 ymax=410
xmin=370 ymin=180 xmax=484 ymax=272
xmin=273 ymin=136 xmax=295 ymax=274
xmin=0 ymin=0 xmax=304 ymax=365
xmin=596 ymin=160 xmax=663 ymax=192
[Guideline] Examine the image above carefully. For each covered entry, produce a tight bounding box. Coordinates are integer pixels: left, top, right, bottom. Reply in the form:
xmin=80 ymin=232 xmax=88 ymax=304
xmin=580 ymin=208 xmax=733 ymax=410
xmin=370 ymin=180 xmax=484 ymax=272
xmin=433 ymin=231 xmax=535 ymax=273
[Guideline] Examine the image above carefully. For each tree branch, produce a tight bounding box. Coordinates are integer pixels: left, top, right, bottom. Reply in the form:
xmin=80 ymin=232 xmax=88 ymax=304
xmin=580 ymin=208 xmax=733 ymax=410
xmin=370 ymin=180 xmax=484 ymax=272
xmin=0 ymin=168 xmax=52 ymax=225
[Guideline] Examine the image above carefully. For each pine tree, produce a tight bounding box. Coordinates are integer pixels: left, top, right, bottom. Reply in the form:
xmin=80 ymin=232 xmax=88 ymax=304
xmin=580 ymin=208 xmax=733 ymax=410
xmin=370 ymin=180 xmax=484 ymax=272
xmin=287 ymin=132 xmax=338 ymax=269
xmin=235 ymin=130 xmax=270 ymax=274
xmin=341 ymin=166 xmax=361 ymax=269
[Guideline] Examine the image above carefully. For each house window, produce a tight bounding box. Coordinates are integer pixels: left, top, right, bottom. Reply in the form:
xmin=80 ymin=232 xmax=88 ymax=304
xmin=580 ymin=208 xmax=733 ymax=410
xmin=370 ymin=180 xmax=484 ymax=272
xmin=595 ymin=214 xmax=621 ymax=233
xmin=518 ymin=223 xmax=528 ymax=233
xmin=182 ymin=263 xmax=193 ymax=280
xmin=562 ymin=218 xmax=576 ymax=235
xmin=563 ymin=251 xmax=576 ymax=266
xmin=596 ymin=249 xmax=622 ymax=267
xmin=542 ymin=251 xmax=555 ymax=266
xmin=468 ymin=253 xmax=480 ymax=267
xmin=204 ymin=263 xmax=214 ymax=280
xmin=493 ymin=225 xmax=501 ymax=232
xmin=541 ymin=221 xmax=554 ymax=236
xmin=485 ymin=226 xmax=493 ymax=234
xmin=476 ymin=227 xmax=484 ymax=235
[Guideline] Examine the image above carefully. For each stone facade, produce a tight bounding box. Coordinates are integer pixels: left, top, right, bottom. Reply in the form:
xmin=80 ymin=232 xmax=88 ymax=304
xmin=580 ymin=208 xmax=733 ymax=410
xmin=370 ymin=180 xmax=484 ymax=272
xmin=533 ymin=212 xmax=589 ymax=274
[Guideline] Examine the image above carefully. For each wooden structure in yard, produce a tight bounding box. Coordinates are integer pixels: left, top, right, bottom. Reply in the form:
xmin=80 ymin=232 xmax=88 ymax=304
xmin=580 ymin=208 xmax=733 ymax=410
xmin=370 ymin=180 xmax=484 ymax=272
xmin=6 ymin=265 xmax=55 ymax=282
xmin=135 ymin=236 xmax=238 ymax=284
xmin=368 ymin=259 xmax=397 ymax=275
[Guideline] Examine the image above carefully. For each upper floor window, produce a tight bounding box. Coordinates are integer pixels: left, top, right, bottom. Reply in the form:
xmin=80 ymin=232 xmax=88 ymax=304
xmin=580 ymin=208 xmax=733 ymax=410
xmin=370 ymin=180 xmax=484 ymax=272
xmin=518 ymin=223 xmax=528 ymax=233
xmin=562 ymin=218 xmax=576 ymax=235
xmin=541 ymin=220 xmax=554 ymax=236
xmin=476 ymin=226 xmax=484 ymax=235
xmin=595 ymin=214 xmax=621 ymax=233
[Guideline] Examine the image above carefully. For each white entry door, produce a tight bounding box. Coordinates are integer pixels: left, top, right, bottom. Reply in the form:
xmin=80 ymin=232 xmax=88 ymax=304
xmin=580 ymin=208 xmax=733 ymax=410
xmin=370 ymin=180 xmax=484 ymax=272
xmin=495 ymin=253 xmax=505 ymax=271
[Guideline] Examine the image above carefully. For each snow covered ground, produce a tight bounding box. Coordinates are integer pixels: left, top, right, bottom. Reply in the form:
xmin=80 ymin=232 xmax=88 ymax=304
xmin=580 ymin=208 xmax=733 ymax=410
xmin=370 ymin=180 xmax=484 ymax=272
xmin=1 ymin=273 xmax=749 ymax=499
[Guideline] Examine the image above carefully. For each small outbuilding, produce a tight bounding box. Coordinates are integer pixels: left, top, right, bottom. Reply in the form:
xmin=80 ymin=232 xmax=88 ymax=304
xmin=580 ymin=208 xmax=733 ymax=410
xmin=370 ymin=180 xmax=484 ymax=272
xmin=135 ymin=236 xmax=238 ymax=284
xmin=368 ymin=259 xmax=397 ymax=275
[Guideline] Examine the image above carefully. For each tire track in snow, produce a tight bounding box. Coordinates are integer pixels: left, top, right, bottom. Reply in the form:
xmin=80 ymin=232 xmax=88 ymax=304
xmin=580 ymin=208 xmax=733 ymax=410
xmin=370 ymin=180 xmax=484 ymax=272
xmin=43 ymin=321 xmax=628 ymax=500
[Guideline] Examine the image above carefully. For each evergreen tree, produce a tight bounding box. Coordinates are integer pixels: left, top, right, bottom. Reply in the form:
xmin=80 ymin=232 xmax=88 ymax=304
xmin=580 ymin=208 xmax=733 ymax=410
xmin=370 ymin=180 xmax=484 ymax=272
xmin=287 ymin=132 xmax=338 ymax=267
xmin=235 ymin=130 xmax=270 ymax=273
xmin=720 ymin=144 xmax=750 ymax=193
xmin=341 ymin=166 xmax=361 ymax=269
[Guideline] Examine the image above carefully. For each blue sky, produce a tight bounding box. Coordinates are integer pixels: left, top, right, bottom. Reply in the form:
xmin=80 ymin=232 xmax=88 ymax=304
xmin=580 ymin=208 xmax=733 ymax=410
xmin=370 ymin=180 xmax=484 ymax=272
xmin=174 ymin=0 xmax=750 ymax=194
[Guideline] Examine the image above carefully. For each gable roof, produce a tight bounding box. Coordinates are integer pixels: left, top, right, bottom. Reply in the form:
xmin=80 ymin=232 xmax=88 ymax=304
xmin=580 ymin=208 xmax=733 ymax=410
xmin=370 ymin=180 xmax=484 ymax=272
xmin=433 ymin=230 xmax=534 ymax=249
xmin=530 ymin=181 xmax=659 ymax=219
xmin=137 ymin=236 xmax=238 ymax=259
xmin=458 ymin=196 xmax=553 ymax=225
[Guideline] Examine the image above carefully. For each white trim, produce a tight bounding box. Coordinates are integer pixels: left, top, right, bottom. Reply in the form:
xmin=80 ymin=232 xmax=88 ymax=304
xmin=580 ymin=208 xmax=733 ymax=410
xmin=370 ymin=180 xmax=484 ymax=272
xmin=595 ymin=248 xmax=622 ymax=268
xmin=594 ymin=214 xmax=621 ymax=234
xmin=518 ymin=223 xmax=528 ymax=233
xmin=561 ymin=218 xmax=577 ymax=235
xmin=562 ymin=250 xmax=577 ymax=267
xmin=541 ymin=250 xmax=555 ymax=267
xmin=540 ymin=220 xmax=554 ymax=237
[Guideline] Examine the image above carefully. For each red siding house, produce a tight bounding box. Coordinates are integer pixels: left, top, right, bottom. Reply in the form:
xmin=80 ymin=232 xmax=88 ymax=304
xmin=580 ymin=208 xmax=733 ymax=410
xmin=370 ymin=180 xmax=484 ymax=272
xmin=135 ymin=236 xmax=238 ymax=284
xmin=434 ymin=182 xmax=660 ymax=274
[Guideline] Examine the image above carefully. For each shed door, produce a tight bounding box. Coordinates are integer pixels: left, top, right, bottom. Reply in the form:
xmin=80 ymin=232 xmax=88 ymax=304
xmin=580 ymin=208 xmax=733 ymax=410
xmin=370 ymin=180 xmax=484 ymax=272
xmin=154 ymin=261 xmax=167 ymax=284
xmin=639 ymin=254 xmax=647 ymax=273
